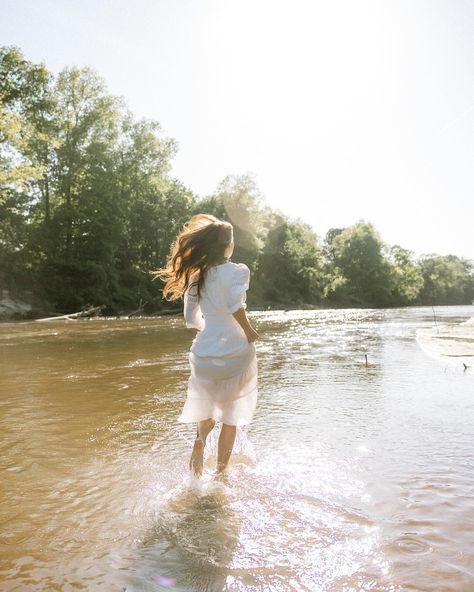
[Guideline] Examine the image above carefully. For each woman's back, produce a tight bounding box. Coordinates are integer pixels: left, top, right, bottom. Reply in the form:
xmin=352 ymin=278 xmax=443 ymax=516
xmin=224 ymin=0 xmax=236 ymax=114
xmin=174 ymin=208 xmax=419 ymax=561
xmin=200 ymin=261 xmax=249 ymax=313
xmin=184 ymin=261 xmax=251 ymax=356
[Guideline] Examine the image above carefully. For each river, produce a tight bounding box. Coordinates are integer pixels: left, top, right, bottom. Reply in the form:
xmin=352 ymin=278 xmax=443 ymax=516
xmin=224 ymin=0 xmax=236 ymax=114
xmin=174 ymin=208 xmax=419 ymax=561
xmin=1 ymin=305 xmax=473 ymax=591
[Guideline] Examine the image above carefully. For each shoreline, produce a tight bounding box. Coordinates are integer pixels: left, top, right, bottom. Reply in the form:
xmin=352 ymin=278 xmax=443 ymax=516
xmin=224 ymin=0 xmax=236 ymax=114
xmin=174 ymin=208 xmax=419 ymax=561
xmin=1 ymin=302 xmax=473 ymax=323
xmin=1 ymin=288 xmax=473 ymax=323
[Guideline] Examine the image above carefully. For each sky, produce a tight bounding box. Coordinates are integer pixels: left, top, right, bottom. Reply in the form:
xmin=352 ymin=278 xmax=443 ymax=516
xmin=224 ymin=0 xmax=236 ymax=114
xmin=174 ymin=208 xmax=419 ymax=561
xmin=1 ymin=0 xmax=474 ymax=260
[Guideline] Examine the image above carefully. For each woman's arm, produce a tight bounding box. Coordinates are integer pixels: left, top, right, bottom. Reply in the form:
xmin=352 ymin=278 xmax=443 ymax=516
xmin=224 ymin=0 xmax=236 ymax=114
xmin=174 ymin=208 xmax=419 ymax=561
xmin=183 ymin=274 xmax=204 ymax=331
xmin=232 ymin=306 xmax=260 ymax=342
xmin=184 ymin=292 xmax=204 ymax=330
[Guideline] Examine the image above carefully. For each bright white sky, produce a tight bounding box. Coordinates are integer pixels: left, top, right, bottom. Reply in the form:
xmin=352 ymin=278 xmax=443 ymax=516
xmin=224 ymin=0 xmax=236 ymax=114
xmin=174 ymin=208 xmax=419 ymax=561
xmin=2 ymin=0 xmax=474 ymax=260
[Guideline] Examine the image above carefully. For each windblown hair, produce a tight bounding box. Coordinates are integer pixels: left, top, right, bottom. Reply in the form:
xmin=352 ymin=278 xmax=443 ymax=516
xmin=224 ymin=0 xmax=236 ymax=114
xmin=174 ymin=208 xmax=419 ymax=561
xmin=150 ymin=213 xmax=233 ymax=301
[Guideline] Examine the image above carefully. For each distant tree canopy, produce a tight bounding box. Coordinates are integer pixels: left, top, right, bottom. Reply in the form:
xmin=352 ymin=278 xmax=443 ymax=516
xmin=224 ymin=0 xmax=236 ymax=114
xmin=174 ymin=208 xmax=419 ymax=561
xmin=418 ymin=254 xmax=474 ymax=305
xmin=324 ymin=222 xmax=393 ymax=307
xmin=1 ymin=46 xmax=473 ymax=314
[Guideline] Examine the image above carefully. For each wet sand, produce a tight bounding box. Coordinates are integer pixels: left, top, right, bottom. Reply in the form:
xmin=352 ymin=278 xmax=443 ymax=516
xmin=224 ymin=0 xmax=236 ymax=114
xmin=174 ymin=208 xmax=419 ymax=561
xmin=417 ymin=316 xmax=474 ymax=367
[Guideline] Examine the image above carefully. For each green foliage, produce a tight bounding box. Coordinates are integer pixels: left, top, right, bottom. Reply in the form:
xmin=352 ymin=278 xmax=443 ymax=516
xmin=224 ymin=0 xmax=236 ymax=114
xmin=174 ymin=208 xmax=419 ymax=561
xmin=1 ymin=45 xmax=473 ymax=314
xmin=258 ymin=215 xmax=324 ymax=304
xmin=417 ymin=255 xmax=474 ymax=305
xmin=387 ymin=245 xmax=424 ymax=305
xmin=1 ymin=47 xmax=182 ymax=313
xmin=324 ymin=221 xmax=393 ymax=306
xmin=0 ymin=46 xmax=53 ymax=278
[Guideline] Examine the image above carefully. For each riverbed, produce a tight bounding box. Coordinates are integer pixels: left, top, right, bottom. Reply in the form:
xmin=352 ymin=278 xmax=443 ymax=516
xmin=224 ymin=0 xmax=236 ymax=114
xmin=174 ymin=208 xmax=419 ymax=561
xmin=1 ymin=305 xmax=473 ymax=591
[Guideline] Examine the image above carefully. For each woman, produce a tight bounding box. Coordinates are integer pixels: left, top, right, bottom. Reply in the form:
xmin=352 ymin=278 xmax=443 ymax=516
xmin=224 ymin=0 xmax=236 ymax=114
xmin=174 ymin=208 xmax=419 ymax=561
xmin=151 ymin=213 xmax=260 ymax=478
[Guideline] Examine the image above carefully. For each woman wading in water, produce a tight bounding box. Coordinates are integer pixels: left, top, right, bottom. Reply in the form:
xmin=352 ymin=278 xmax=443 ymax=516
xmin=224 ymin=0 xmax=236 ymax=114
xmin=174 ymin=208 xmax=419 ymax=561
xmin=152 ymin=214 xmax=260 ymax=478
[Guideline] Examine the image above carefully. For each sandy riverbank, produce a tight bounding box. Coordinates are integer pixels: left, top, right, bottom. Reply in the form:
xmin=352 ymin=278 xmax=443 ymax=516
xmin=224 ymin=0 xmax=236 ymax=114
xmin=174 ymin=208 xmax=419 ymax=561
xmin=416 ymin=317 xmax=474 ymax=367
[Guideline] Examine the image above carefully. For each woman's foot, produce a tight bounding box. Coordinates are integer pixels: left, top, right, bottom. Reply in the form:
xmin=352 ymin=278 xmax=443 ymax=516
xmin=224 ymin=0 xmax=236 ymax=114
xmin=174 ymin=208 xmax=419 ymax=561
xmin=189 ymin=437 xmax=205 ymax=478
xmin=215 ymin=461 xmax=227 ymax=475
xmin=214 ymin=465 xmax=229 ymax=480
xmin=212 ymin=469 xmax=231 ymax=488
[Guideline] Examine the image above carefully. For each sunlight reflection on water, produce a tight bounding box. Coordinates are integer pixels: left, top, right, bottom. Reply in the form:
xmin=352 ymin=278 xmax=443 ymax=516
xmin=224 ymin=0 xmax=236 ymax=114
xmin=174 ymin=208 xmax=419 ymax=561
xmin=1 ymin=305 xmax=473 ymax=591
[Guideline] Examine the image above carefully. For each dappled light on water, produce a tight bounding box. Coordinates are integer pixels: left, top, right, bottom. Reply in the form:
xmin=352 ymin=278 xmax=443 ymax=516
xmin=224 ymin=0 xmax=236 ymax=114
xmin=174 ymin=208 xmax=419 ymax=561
xmin=1 ymin=305 xmax=473 ymax=590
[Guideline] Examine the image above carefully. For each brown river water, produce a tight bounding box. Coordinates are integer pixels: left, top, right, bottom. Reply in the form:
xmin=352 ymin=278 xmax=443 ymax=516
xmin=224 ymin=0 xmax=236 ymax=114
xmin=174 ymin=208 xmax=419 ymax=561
xmin=1 ymin=305 xmax=473 ymax=592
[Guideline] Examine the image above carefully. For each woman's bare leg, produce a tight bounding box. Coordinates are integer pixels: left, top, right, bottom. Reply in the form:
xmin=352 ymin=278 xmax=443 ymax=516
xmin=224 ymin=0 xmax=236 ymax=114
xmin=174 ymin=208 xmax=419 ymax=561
xmin=216 ymin=423 xmax=237 ymax=474
xmin=189 ymin=418 xmax=215 ymax=477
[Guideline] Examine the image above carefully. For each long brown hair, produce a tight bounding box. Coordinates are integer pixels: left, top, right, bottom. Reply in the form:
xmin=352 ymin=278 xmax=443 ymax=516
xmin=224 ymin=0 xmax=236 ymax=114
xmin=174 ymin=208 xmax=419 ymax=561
xmin=150 ymin=213 xmax=233 ymax=301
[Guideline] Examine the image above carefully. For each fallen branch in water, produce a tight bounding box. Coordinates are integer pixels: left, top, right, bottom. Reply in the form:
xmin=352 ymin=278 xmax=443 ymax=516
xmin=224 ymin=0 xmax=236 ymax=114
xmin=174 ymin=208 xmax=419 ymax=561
xmin=35 ymin=305 xmax=105 ymax=322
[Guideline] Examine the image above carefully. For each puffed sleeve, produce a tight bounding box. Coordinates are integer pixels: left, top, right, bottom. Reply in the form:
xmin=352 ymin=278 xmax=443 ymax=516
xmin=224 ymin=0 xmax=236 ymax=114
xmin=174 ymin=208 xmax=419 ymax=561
xmin=227 ymin=263 xmax=250 ymax=314
xmin=183 ymin=273 xmax=205 ymax=330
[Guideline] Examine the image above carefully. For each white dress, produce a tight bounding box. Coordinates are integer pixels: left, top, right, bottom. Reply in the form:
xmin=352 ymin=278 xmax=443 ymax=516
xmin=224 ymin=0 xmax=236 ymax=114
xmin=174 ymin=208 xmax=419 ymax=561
xmin=177 ymin=261 xmax=258 ymax=427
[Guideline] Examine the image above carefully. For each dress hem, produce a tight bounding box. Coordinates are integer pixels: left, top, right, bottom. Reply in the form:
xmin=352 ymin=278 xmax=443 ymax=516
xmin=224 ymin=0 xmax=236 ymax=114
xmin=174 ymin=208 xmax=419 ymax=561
xmin=176 ymin=415 xmax=253 ymax=427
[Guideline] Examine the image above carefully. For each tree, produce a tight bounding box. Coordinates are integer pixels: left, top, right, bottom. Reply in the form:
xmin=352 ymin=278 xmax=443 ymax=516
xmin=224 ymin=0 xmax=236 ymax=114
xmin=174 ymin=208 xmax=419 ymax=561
xmin=2 ymin=44 xmax=472 ymax=315
xmin=417 ymin=255 xmax=474 ymax=305
xmin=324 ymin=221 xmax=393 ymax=307
xmin=387 ymin=245 xmax=424 ymax=305
xmin=258 ymin=215 xmax=324 ymax=304
xmin=0 ymin=46 xmax=53 ymax=283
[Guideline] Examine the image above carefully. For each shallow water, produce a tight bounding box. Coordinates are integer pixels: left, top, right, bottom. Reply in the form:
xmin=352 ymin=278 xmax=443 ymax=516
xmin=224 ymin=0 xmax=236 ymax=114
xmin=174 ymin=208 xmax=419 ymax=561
xmin=1 ymin=305 xmax=473 ymax=591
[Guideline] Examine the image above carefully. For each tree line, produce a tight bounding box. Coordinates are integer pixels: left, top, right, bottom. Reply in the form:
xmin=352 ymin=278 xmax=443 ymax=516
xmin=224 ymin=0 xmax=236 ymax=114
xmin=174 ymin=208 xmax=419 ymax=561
xmin=1 ymin=46 xmax=473 ymax=315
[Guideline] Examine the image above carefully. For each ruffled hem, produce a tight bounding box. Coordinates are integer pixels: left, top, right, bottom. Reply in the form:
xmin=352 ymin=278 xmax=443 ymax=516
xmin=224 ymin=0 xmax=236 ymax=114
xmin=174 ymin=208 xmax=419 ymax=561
xmin=177 ymin=347 xmax=258 ymax=426
xmin=177 ymin=385 xmax=257 ymax=426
